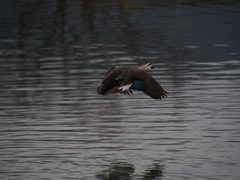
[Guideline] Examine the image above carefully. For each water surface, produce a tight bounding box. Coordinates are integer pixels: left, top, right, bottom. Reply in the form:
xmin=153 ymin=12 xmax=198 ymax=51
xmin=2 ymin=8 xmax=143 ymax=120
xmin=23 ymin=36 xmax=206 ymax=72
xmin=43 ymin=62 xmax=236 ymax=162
xmin=0 ymin=1 xmax=240 ymax=180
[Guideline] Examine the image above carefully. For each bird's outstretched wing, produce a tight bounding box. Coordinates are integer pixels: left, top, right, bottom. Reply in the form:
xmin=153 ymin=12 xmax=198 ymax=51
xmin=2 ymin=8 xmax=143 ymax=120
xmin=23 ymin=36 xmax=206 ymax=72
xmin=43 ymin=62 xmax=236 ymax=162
xmin=97 ymin=66 xmax=132 ymax=95
xmin=100 ymin=66 xmax=119 ymax=82
xmin=132 ymin=70 xmax=168 ymax=100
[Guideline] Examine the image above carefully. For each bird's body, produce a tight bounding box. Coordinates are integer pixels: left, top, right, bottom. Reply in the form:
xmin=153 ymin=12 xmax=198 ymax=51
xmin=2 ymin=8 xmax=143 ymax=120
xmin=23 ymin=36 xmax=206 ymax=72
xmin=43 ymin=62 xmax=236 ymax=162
xmin=97 ymin=63 xmax=168 ymax=100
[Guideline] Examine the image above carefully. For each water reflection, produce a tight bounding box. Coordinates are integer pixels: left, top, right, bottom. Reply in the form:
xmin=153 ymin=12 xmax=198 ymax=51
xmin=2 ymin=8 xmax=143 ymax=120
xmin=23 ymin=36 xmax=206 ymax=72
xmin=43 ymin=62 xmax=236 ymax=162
xmin=142 ymin=164 xmax=164 ymax=180
xmin=96 ymin=162 xmax=135 ymax=180
xmin=96 ymin=162 xmax=164 ymax=180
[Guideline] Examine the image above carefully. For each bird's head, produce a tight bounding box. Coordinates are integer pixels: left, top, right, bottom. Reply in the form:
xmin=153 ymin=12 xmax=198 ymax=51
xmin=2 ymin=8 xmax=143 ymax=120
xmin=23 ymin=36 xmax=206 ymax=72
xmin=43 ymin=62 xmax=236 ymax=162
xmin=140 ymin=63 xmax=156 ymax=70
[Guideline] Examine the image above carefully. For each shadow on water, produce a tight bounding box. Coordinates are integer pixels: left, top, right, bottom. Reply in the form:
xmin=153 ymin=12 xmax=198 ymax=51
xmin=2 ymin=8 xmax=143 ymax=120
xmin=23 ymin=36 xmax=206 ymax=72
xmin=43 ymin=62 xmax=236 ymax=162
xmin=96 ymin=162 xmax=164 ymax=180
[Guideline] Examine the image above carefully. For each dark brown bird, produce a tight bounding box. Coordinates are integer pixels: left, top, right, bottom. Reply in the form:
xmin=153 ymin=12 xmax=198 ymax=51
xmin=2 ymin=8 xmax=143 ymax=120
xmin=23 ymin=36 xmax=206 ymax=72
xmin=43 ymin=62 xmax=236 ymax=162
xmin=97 ymin=63 xmax=168 ymax=100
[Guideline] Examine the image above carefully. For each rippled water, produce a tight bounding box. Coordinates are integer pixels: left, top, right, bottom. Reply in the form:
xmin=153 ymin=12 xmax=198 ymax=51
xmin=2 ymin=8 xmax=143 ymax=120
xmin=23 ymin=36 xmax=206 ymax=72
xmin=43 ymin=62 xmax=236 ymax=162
xmin=1 ymin=1 xmax=240 ymax=180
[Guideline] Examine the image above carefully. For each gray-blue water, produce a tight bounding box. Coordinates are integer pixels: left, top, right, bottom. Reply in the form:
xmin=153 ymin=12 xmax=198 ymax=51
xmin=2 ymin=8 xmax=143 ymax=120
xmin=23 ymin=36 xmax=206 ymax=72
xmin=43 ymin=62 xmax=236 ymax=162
xmin=0 ymin=1 xmax=240 ymax=179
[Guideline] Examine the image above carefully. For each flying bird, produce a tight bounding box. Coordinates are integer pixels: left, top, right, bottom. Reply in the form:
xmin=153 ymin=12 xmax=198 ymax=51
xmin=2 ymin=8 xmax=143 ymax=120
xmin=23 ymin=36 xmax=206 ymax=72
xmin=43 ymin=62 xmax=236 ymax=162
xmin=97 ymin=63 xmax=168 ymax=100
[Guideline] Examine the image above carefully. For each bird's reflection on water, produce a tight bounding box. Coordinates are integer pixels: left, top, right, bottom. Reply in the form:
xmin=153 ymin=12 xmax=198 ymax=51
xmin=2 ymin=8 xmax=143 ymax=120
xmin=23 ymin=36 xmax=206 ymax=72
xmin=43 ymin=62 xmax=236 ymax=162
xmin=96 ymin=162 xmax=164 ymax=180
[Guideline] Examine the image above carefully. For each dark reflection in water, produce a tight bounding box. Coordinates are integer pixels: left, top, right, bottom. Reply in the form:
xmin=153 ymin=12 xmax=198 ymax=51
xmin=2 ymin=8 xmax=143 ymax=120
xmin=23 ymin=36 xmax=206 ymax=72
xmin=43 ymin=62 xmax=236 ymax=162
xmin=0 ymin=0 xmax=240 ymax=180
xmin=96 ymin=162 xmax=163 ymax=180
xmin=143 ymin=164 xmax=164 ymax=180
xmin=96 ymin=162 xmax=135 ymax=180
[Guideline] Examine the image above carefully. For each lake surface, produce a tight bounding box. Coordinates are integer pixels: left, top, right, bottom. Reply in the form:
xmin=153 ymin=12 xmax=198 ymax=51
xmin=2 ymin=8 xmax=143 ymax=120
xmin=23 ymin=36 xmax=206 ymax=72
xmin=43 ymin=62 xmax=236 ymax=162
xmin=0 ymin=1 xmax=240 ymax=180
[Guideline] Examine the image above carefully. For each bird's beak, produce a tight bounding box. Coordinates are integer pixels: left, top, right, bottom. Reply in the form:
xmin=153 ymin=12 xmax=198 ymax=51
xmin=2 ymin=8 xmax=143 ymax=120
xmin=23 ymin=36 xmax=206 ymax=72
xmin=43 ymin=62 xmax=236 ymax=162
xmin=151 ymin=66 xmax=157 ymax=69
